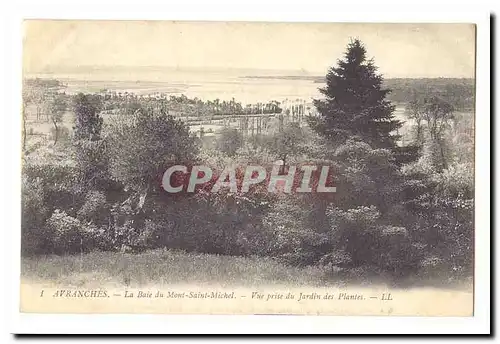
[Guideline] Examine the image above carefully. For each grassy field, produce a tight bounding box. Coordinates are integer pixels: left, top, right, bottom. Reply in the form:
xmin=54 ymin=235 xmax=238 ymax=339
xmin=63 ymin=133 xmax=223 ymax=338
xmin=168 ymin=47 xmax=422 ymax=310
xmin=21 ymin=249 xmax=473 ymax=291
xmin=21 ymin=249 xmax=330 ymax=288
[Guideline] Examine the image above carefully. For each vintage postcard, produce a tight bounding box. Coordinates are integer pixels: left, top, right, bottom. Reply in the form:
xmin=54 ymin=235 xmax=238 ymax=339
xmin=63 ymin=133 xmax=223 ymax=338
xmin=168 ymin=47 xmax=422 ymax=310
xmin=19 ymin=19 xmax=478 ymax=319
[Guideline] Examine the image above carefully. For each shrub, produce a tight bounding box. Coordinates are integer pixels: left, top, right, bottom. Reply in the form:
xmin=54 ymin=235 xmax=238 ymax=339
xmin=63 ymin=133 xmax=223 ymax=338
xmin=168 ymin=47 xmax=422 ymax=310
xmin=263 ymin=196 xmax=329 ymax=266
xmin=22 ymin=161 xmax=85 ymax=255
xmin=45 ymin=210 xmax=94 ymax=254
xmin=215 ymin=128 xmax=243 ymax=156
xmin=107 ymin=220 xmax=154 ymax=253
xmin=50 ymin=126 xmax=71 ymax=145
xmin=21 ymin=176 xmax=50 ymax=255
xmin=73 ymin=139 xmax=112 ymax=191
xmin=23 ymin=162 xmax=83 ymax=217
xmin=434 ymin=162 xmax=473 ymax=199
xmin=332 ymin=139 xmax=401 ymax=212
xmin=77 ymin=190 xmax=109 ymax=226
xmin=326 ymin=206 xmax=421 ymax=276
xmin=400 ymin=158 xmax=473 ymax=275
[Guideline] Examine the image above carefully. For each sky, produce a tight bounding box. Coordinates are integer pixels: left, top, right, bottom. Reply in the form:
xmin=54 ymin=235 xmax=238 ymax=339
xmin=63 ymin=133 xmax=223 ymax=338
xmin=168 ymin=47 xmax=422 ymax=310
xmin=23 ymin=20 xmax=476 ymax=78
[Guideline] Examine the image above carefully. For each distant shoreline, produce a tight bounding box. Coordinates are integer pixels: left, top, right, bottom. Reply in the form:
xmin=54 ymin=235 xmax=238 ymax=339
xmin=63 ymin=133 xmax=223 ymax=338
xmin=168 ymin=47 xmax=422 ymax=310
xmin=241 ymin=75 xmax=475 ymax=83
xmin=240 ymin=75 xmax=324 ymax=82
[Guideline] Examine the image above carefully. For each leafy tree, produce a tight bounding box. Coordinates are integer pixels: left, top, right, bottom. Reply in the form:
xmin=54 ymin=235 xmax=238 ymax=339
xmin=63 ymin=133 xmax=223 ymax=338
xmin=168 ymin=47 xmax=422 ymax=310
xmin=310 ymin=39 xmax=402 ymax=149
xmin=421 ymin=97 xmax=454 ymax=142
xmin=405 ymin=99 xmax=426 ymax=146
xmin=405 ymin=96 xmax=454 ymax=170
xmin=107 ymin=107 xmax=199 ymax=195
xmin=103 ymin=107 xmax=200 ymax=251
xmin=45 ymin=94 xmax=67 ymax=145
xmin=24 ymin=78 xmax=65 ymax=121
xmin=266 ymin=122 xmax=305 ymax=170
xmin=216 ymin=127 xmax=243 ymax=156
xmin=421 ymin=97 xmax=454 ymax=170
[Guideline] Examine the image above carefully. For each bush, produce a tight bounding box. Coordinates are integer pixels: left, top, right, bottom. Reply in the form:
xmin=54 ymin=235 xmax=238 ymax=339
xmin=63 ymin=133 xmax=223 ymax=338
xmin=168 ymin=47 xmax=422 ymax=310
xmin=326 ymin=206 xmax=421 ymax=276
xmin=215 ymin=128 xmax=243 ymax=156
xmin=21 ymin=176 xmax=50 ymax=255
xmin=77 ymin=190 xmax=109 ymax=226
xmin=73 ymin=138 xmax=112 ymax=191
xmin=50 ymin=126 xmax=71 ymax=145
xmin=400 ymin=156 xmax=474 ymax=275
xmin=332 ymin=139 xmax=401 ymax=212
xmin=434 ymin=162 xmax=473 ymax=199
xmin=22 ymin=161 xmax=84 ymax=255
xmin=263 ymin=196 xmax=329 ymax=266
xmin=45 ymin=210 xmax=94 ymax=254
xmin=107 ymin=220 xmax=155 ymax=253
xmin=23 ymin=162 xmax=83 ymax=217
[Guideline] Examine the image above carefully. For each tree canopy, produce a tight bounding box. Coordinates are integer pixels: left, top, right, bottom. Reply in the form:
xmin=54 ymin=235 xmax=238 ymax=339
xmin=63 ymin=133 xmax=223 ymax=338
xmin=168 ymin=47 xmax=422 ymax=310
xmin=310 ymin=39 xmax=402 ymax=149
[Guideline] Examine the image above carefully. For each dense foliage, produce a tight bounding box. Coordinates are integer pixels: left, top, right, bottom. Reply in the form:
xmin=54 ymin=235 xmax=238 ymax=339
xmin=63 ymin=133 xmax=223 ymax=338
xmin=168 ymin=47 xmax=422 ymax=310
xmin=21 ymin=40 xmax=474 ymax=284
xmin=309 ymin=39 xmax=402 ymax=149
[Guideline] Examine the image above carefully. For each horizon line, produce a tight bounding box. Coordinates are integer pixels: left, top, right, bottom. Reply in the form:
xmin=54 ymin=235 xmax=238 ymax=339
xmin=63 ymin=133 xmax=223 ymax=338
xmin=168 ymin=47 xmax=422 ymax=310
xmin=24 ymin=65 xmax=475 ymax=80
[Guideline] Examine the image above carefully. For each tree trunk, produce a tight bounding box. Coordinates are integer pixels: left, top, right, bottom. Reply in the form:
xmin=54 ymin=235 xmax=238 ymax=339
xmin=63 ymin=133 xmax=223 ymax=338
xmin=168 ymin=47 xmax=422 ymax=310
xmin=415 ymin=119 xmax=423 ymax=146
xmin=52 ymin=118 xmax=59 ymax=145
xmin=281 ymin=154 xmax=287 ymax=174
xmin=438 ymin=138 xmax=448 ymax=170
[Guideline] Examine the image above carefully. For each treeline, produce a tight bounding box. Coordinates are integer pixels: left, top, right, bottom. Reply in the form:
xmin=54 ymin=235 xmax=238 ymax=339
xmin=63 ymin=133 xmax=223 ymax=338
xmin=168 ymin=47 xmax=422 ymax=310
xmin=23 ymin=78 xmax=66 ymax=90
xmin=23 ymin=79 xmax=284 ymax=120
xmin=384 ymin=78 xmax=475 ymax=111
xmin=100 ymin=93 xmax=283 ymax=116
xmin=21 ymin=40 xmax=473 ymax=283
xmin=314 ymin=77 xmax=475 ymax=111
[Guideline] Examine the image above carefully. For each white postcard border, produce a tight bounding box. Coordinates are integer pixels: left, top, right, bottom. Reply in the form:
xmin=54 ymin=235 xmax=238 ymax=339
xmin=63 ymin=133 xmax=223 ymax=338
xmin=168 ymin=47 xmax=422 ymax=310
xmin=3 ymin=0 xmax=491 ymax=335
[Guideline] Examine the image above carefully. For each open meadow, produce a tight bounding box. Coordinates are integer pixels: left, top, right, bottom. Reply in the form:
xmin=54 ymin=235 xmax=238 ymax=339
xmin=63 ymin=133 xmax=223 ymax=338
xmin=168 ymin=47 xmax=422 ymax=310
xmin=21 ymin=249 xmax=473 ymax=290
xmin=20 ymin=249 xmax=473 ymax=316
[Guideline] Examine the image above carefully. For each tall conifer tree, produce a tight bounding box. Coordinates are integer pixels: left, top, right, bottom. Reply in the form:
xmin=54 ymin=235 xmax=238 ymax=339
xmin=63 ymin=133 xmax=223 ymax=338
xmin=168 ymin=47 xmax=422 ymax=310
xmin=310 ymin=39 xmax=402 ymax=149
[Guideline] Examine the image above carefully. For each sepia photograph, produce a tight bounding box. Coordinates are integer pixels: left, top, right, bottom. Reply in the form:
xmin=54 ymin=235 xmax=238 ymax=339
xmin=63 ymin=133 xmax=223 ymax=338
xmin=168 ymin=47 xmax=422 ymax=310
xmin=17 ymin=19 xmax=479 ymax=319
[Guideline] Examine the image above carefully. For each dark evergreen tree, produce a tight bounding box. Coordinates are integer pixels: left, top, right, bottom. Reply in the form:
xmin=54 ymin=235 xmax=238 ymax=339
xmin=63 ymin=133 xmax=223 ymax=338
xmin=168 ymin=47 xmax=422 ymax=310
xmin=71 ymin=93 xmax=109 ymax=190
xmin=310 ymin=39 xmax=402 ymax=149
xmin=72 ymin=93 xmax=103 ymax=141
